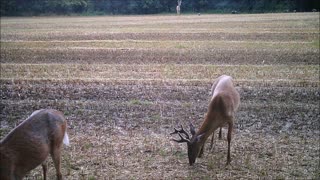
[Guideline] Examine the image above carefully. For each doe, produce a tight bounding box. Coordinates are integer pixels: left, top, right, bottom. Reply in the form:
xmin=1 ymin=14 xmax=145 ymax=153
xmin=0 ymin=109 xmax=69 ymax=180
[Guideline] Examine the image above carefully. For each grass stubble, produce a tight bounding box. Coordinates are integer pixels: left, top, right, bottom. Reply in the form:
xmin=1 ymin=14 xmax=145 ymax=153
xmin=0 ymin=12 xmax=319 ymax=179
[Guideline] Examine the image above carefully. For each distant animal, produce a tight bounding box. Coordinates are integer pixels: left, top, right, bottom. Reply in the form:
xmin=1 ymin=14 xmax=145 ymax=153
xmin=171 ymin=75 xmax=240 ymax=165
xmin=0 ymin=109 xmax=69 ymax=180
xmin=232 ymin=10 xmax=238 ymax=14
xmin=176 ymin=0 xmax=182 ymax=15
xmin=312 ymin=9 xmax=317 ymax=12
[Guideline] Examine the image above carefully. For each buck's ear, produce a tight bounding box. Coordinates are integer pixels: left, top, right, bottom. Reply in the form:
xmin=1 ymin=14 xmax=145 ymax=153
xmin=196 ymin=133 xmax=205 ymax=142
xmin=189 ymin=123 xmax=196 ymax=135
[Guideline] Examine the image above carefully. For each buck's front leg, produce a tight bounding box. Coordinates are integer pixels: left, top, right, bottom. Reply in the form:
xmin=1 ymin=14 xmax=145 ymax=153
xmin=198 ymin=143 xmax=205 ymax=158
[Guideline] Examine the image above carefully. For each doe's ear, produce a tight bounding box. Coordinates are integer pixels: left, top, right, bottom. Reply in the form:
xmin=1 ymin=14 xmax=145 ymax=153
xmin=189 ymin=123 xmax=196 ymax=135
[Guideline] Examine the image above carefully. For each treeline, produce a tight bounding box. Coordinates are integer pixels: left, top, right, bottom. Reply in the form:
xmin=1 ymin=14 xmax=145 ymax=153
xmin=1 ymin=0 xmax=319 ymax=16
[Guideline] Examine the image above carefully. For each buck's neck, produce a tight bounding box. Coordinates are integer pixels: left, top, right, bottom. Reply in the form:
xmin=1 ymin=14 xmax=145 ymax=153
xmin=196 ymin=112 xmax=222 ymax=143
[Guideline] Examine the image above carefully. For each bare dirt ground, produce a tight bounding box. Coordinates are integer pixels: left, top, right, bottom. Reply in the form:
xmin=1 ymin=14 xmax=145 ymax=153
xmin=0 ymin=13 xmax=319 ymax=179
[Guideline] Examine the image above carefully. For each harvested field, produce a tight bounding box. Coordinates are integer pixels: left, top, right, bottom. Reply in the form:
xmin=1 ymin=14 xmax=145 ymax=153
xmin=0 ymin=13 xmax=319 ymax=179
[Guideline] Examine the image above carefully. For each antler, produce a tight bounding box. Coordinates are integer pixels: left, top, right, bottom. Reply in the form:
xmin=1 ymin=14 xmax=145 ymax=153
xmin=170 ymin=125 xmax=190 ymax=139
xmin=171 ymin=132 xmax=190 ymax=143
xmin=170 ymin=125 xmax=190 ymax=143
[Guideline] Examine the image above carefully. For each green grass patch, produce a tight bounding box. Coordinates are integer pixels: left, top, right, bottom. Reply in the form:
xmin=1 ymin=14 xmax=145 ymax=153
xmin=311 ymin=40 xmax=320 ymax=49
xmin=1 ymin=40 xmax=317 ymax=51
xmin=1 ymin=64 xmax=319 ymax=83
xmin=128 ymin=99 xmax=153 ymax=106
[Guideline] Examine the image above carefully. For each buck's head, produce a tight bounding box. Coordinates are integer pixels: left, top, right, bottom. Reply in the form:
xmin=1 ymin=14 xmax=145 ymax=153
xmin=170 ymin=123 xmax=205 ymax=165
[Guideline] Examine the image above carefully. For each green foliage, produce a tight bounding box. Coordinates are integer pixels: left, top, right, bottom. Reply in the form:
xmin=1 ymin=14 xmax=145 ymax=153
xmin=141 ymin=0 xmax=163 ymax=14
xmin=0 ymin=0 xmax=319 ymax=16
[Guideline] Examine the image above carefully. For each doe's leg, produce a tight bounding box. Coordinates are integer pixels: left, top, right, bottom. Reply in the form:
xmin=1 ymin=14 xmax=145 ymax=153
xmin=42 ymin=161 xmax=48 ymax=180
xmin=51 ymin=146 xmax=63 ymax=180
xmin=218 ymin=127 xmax=222 ymax=139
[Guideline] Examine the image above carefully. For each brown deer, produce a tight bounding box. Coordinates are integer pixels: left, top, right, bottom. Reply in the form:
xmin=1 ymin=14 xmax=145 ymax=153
xmin=0 ymin=109 xmax=69 ymax=180
xmin=171 ymin=75 xmax=240 ymax=165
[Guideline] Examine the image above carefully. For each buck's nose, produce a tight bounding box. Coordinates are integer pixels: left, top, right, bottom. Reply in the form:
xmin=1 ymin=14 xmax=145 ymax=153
xmin=189 ymin=159 xmax=195 ymax=166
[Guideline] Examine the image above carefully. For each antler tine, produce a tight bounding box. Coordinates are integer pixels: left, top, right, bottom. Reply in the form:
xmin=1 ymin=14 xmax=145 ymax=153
xmin=170 ymin=125 xmax=190 ymax=139
xmin=170 ymin=127 xmax=180 ymax=135
xmin=178 ymin=125 xmax=190 ymax=139
xmin=171 ymin=133 xmax=190 ymax=143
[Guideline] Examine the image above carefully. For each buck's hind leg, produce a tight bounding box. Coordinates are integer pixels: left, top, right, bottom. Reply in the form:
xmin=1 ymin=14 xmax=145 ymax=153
xmin=210 ymin=127 xmax=222 ymax=150
xmin=210 ymin=130 xmax=215 ymax=150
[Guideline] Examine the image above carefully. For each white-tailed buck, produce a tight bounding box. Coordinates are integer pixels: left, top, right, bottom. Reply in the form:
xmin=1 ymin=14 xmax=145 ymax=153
xmin=0 ymin=109 xmax=69 ymax=180
xmin=171 ymin=75 xmax=240 ymax=165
